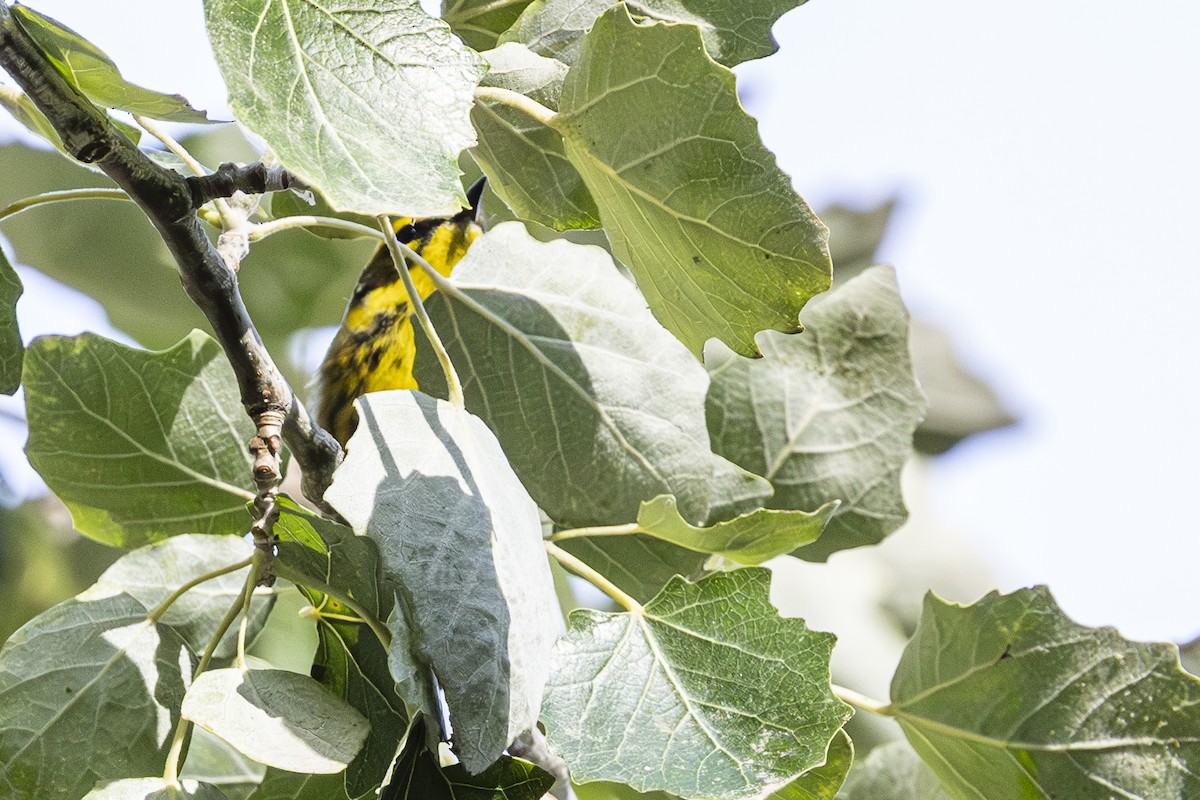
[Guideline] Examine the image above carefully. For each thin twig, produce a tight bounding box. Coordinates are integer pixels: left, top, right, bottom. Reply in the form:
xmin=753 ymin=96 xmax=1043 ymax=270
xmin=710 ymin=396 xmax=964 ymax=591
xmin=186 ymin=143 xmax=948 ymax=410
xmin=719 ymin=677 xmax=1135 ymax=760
xmin=147 ymin=555 xmax=254 ymax=622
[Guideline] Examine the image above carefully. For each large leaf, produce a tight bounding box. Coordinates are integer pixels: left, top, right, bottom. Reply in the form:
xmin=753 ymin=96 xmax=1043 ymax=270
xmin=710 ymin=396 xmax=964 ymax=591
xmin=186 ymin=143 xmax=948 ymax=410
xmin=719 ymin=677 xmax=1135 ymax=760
xmin=707 ymin=266 xmax=924 ymax=561
xmin=557 ymin=7 xmax=830 ymax=356
xmin=503 ymin=0 xmax=806 ymax=67
xmin=0 ymin=593 xmax=192 ymax=800
xmin=382 ymin=717 xmax=554 ymax=800
xmin=83 ymin=778 xmax=230 ymax=800
xmin=472 ymin=44 xmax=600 ymax=230
xmin=10 ymin=5 xmax=211 ymax=123
xmin=324 ymin=391 xmax=561 ymax=773
xmin=767 ymin=730 xmax=852 ymax=800
xmin=204 ymin=0 xmax=485 ymax=216
xmin=542 ymin=568 xmax=850 ymax=800
xmin=836 ymin=740 xmax=951 ymax=800
xmin=0 ymin=248 xmax=21 ymax=395
xmin=891 ymin=586 xmax=1200 ymax=800
xmin=94 ymin=535 xmax=271 ymax=659
xmin=413 ymin=222 xmax=728 ymax=526
xmin=23 ymin=331 xmax=257 ymax=547
xmin=181 ymin=668 xmax=369 ymax=774
xmin=442 ymin=0 xmax=538 ymax=52
xmin=631 ymin=493 xmax=837 ymax=564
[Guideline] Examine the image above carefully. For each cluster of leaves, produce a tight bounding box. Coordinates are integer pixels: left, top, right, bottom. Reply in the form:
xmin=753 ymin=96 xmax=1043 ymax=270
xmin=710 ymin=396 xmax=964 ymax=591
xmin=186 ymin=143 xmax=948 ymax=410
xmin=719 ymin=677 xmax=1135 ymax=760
xmin=1 ymin=2 xmax=1199 ymax=800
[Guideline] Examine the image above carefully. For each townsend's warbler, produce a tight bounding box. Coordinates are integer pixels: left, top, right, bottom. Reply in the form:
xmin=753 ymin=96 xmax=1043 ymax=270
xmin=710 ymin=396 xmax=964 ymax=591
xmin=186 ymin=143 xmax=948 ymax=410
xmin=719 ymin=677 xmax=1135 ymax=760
xmin=316 ymin=178 xmax=486 ymax=445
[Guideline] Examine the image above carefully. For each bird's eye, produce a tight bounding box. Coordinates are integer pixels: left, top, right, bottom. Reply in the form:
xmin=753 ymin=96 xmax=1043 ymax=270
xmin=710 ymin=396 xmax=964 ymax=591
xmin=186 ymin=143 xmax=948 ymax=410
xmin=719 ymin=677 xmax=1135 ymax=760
xmin=395 ymin=223 xmax=417 ymax=243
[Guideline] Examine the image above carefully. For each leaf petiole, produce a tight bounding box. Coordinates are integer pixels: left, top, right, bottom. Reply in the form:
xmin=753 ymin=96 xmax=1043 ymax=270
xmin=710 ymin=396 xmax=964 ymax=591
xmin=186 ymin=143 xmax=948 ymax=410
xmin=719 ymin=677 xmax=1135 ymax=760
xmin=545 ymin=540 xmax=643 ymax=614
xmin=474 ymin=85 xmax=559 ymax=129
xmin=147 ymin=555 xmax=254 ymax=623
xmin=550 ymin=522 xmax=642 ymax=541
xmin=273 ymin=560 xmax=393 ymax=651
xmin=0 ymin=188 xmax=130 ymax=223
xmin=831 ymin=683 xmax=893 ymax=717
xmin=162 ymin=548 xmax=264 ymax=784
xmin=378 ymin=215 xmax=465 ymax=408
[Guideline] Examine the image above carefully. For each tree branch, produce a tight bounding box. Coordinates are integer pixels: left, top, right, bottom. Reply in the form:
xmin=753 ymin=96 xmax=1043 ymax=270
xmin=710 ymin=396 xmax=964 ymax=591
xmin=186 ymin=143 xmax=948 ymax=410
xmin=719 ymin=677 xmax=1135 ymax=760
xmin=186 ymin=161 xmax=308 ymax=207
xmin=0 ymin=7 xmax=343 ymax=509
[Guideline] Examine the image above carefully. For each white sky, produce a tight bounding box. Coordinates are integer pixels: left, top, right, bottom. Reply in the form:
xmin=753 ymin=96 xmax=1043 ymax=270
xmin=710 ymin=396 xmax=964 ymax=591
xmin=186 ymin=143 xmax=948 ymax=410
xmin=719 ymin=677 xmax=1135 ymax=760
xmin=2 ymin=1 xmax=1198 ymax=642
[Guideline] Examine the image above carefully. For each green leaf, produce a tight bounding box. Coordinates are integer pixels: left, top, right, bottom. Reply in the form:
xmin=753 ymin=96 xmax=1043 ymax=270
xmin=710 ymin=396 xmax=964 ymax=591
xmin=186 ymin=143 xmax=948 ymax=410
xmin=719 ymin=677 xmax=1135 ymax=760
xmin=836 ymin=741 xmax=951 ymax=800
xmin=10 ymin=4 xmax=211 ymax=123
xmin=0 ymin=85 xmax=67 ymax=155
xmin=204 ymin=0 xmax=485 ymax=216
xmin=503 ymin=0 xmax=806 ymax=67
xmin=413 ymin=222 xmax=727 ymax=527
xmin=631 ymin=494 xmax=837 ymax=565
xmin=0 ymin=593 xmax=192 ymax=800
xmin=273 ymin=498 xmax=402 ymax=796
xmin=767 ymin=730 xmax=852 ymax=800
xmin=324 ymin=391 xmax=561 ymax=773
xmin=442 ymin=0 xmax=538 ymax=52
xmin=706 ymin=266 xmax=924 ymax=561
xmin=557 ymin=7 xmax=831 ymax=356
xmin=94 ymin=535 xmax=271 ymax=659
xmin=472 ymin=44 xmax=600 ymax=230
xmin=542 ymin=568 xmax=851 ymax=800
xmin=557 ymin=533 xmax=708 ymax=606
xmin=246 ymin=769 xmax=350 ymax=800
xmin=22 ymin=331 xmax=257 ymax=547
xmin=891 ymin=586 xmax=1200 ymax=800
xmin=0 ymin=247 xmax=22 ymax=395
xmin=382 ymin=717 xmax=555 ymax=800
xmin=179 ymin=727 xmax=267 ymax=800
xmin=181 ymin=668 xmax=369 ymax=774
xmin=84 ymin=777 xmax=230 ymax=800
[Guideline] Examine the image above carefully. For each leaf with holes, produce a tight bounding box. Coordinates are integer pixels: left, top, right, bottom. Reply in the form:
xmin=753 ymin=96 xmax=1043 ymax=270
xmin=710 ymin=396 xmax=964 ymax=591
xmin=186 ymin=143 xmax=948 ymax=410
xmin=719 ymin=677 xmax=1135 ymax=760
xmin=204 ymin=0 xmax=484 ymax=216
xmin=23 ymin=331 xmax=259 ymax=547
xmin=891 ymin=586 xmax=1200 ymax=800
xmin=556 ymin=7 xmax=830 ymax=356
xmin=707 ymin=266 xmax=924 ymax=561
xmin=542 ymin=568 xmax=850 ymax=800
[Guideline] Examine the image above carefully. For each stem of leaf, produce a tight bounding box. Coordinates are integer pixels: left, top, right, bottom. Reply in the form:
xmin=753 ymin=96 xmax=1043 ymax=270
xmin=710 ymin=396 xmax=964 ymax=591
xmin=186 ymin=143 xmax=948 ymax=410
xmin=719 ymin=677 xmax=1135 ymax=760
xmin=831 ymin=683 xmax=893 ymax=717
xmin=250 ymin=214 xmax=382 ymax=241
xmin=273 ymin=560 xmax=393 ymax=650
xmin=474 ymin=86 xmax=559 ymax=130
xmin=147 ymin=555 xmax=254 ymax=623
xmin=550 ymin=522 xmax=642 ymax=541
xmin=545 ymin=540 xmax=644 ymax=614
xmin=162 ymin=549 xmax=264 ymax=785
xmin=378 ymin=215 xmax=465 ymax=408
xmin=0 ymin=188 xmax=130 ymax=223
